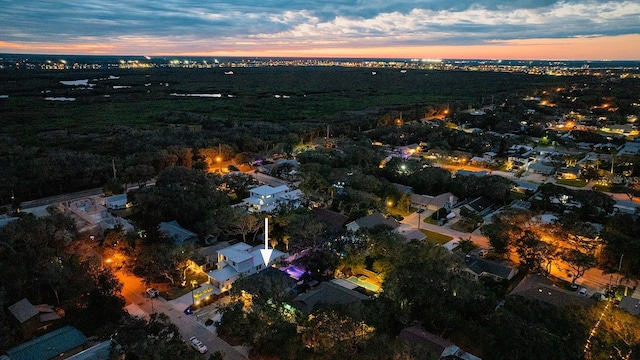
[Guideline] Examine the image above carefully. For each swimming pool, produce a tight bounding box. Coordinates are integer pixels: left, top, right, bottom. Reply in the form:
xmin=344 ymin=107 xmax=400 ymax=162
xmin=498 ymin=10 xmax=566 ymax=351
xmin=346 ymin=276 xmax=380 ymax=292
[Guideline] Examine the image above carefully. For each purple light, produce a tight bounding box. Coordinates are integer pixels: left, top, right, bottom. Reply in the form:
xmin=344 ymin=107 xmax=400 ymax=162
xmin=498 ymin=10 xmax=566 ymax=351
xmin=281 ymin=265 xmax=306 ymax=280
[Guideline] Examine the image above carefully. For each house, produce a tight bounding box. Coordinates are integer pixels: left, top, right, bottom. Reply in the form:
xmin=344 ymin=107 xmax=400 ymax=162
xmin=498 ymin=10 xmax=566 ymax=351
xmin=461 ymin=197 xmax=493 ymax=216
xmin=5 ymin=326 xmax=87 ymax=360
xmin=618 ymin=295 xmax=640 ymax=316
xmin=483 ymin=152 xmax=497 ymax=160
xmin=59 ymin=197 xmax=133 ymax=233
xmin=556 ymin=166 xmax=582 ymax=179
xmin=617 ymin=141 xmax=640 ymax=156
xmin=410 ymin=194 xmax=433 ymax=211
xmin=440 ymin=345 xmax=483 ymax=360
xmin=455 ymin=169 xmax=488 ymax=178
xmin=206 ymin=242 xmax=287 ymax=293
xmin=158 ymin=220 xmax=198 ymax=245
xmin=428 ymin=192 xmax=458 ymax=212
xmin=312 ymin=208 xmax=349 ymax=232
xmin=242 ymin=184 xmax=301 ymax=213
xmin=509 ymin=274 xmax=593 ymax=308
xmin=8 ymin=299 xmax=61 ymax=340
xmin=290 ymin=281 xmax=368 ymax=314
xmin=345 ymin=212 xmax=401 ymax=233
xmin=102 ymin=194 xmax=130 ymax=210
xmin=468 ymin=157 xmax=488 ymax=166
xmin=527 ymin=162 xmax=555 ymax=175
xmin=399 ymin=326 xmax=454 ymax=356
xmin=398 ymin=228 xmax=426 ymax=242
xmin=462 ymin=257 xmax=518 ymax=282
xmin=393 ymin=183 xmax=414 ymax=195
xmin=395 ymin=143 xmax=421 ymax=157
xmin=66 ymin=340 xmax=112 ymax=360
xmin=0 ymin=216 xmax=19 ymax=228
xmin=512 ymin=179 xmax=539 ymax=194
xmin=192 ymin=241 xmax=231 ymax=273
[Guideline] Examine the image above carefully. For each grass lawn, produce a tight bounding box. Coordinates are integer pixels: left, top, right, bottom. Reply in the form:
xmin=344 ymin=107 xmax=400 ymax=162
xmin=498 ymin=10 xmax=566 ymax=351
xmin=420 ymin=229 xmax=453 ymax=245
xmin=450 ymin=218 xmax=478 ymax=233
xmin=162 ymin=271 xmax=210 ymax=300
xmin=556 ymin=179 xmax=588 ymax=187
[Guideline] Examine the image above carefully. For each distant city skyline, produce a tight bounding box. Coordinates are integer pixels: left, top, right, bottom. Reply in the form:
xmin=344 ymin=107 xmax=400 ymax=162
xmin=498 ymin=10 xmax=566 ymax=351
xmin=1 ymin=0 xmax=639 ymax=60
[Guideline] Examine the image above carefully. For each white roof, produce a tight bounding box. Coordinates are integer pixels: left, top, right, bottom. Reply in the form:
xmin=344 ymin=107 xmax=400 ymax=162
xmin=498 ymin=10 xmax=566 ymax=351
xmin=250 ymin=185 xmax=290 ymax=196
xmin=208 ymin=266 xmax=239 ymax=283
xmin=250 ymin=248 xmax=285 ymax=267
xmin=218 ymin=243 xmax=253 ymax=263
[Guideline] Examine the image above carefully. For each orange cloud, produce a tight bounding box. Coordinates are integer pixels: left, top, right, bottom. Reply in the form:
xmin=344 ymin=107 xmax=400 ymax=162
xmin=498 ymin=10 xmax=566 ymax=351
xmin=1 ymin=34 xmax=639 ymax=60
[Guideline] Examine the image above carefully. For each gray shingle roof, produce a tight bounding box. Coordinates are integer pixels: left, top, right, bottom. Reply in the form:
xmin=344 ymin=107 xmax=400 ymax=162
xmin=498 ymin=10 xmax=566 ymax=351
xmin=8 ymin=299 xmax=38 ymax=324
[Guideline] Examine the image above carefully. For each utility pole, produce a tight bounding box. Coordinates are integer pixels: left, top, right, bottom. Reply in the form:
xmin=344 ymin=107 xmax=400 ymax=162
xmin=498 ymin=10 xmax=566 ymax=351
xmin=112 ymin=158 xmax=117 ymax=179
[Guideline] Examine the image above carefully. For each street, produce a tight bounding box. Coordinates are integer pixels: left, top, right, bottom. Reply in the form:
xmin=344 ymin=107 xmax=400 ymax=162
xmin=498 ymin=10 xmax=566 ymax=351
xmin=116 ymin=270 xmax=248 ymax=360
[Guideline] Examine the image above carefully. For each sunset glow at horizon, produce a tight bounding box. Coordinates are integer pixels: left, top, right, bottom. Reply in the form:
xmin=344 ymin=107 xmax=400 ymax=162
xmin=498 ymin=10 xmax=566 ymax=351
xmin=1 ymin=1 xmax=639 ymax=60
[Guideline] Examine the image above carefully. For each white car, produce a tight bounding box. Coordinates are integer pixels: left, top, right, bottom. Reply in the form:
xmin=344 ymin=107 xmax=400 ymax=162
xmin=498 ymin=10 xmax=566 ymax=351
xmin=190 ymin=336 xmax=208 ymax=353
xmin=146 ymin=288 xmax=159 ymax=298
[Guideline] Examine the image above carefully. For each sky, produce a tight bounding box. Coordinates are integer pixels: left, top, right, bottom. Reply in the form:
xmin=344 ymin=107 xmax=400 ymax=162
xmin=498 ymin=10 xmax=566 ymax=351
xmin=1 ymin=0 xmax=639 ymax=60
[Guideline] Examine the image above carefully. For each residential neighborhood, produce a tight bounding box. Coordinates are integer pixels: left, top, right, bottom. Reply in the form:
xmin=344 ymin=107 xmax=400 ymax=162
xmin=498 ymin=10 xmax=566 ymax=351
xmin=2 ymin=58 xmax=640 ymax=360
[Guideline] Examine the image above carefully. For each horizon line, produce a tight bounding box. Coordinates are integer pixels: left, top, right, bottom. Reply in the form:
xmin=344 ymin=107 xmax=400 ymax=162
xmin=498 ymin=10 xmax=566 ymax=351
xmin=2 ymin=52 xmax=639 ymax=62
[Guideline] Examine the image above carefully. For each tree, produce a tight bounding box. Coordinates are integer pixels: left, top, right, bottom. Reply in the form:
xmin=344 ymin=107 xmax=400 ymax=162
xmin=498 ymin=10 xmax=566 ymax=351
xmin=514 ymin=230 xmax=545 ymax=272
xmin=108 ymin=314 xmax=200 ymax=360
xmin=481 ymin=222 xmax=521 ymax=257
xmin=560 ymin=248 xmax=597 ymax=286
xmin=224 ymin=209 xmax=262 ymax=243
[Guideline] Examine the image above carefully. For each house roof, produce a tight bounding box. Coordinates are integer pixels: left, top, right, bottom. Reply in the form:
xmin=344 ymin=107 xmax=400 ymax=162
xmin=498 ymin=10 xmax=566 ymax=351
xmin=440 ymin=345 xmax=483 ymax=360
xmin=218 ymin=243 xmax=253 ymax=263
xmin=349 ymin=212 xmax=400 ymax=230
xmin=399 ymin=229 xmax=426 ymax=242
xmin=250 ymin=184 xmax=289 ymax=196
xmin=411 ymin=194 xmax=433 ymax=206
xmin=430 ymin=192 xmax=458 ymax=208
xmin=312 ymin=208 xmax=349 ymax=229
xmin=158 ymin=220 xmax=197 ymax=245
xmin=509 ymin=274 xmax=593 ymax=308
xmin=207 ymin=266 xmax=239 ymax=283
xmin=399 ymin=326 xmax=454 ymax=355
xmin=528 ymin=162 xmax=555 ymax=173
xmin=464 ymin=197 xmax=493 ymax=213
xmin=466 ymin=258 xmax=515 ymax=280
xmin=67 ymin=340 xmax=112 ymax=360
xmin=103 ymin=193 xmax=127 ymax=203
xmin=6 ymin=326 xmax=87 ymax=360
xmin=393 ymin=183 xmax=414 ymax=194
xmin=291 ymin=281 xmax=368 ymax=313
xmin=250 ymin=247 xmax=286 ymax=267
xmin=618 ymin=296 xmax=640 ymax=316
xmin=456 ymin=169 xmax=488 ymax=177
xmin=8 ymin=298 xmax=38 ymax=323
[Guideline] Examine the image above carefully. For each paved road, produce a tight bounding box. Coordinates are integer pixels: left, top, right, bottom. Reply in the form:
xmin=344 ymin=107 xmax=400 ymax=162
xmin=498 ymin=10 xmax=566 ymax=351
xmin=117 ymin=271 xmax=248 ymax=360
xmin=401 ymin=211 xmax=490 ymax=248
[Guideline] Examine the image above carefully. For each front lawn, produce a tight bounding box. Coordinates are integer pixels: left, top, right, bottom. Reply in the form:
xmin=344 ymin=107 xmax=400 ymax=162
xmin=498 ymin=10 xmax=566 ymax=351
xmin=450 ymin=218 xmax=479 ymax=233
xmin=161 ymin=271 xmax=210 ymax=300
xmin=420 ymin=229 xmax=453 ymax=245
xmin=556 ymin=179 xmax=588 ymax=187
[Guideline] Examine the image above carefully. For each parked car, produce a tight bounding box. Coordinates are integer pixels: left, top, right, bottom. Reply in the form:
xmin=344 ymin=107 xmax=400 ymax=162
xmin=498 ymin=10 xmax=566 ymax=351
xmin=190 ymin=336 xmax=208 ymax=353
xmin=578 ymin=288 xmax=588 ymax=296
xmin=146 ymin=288 xmax=159 ymax=298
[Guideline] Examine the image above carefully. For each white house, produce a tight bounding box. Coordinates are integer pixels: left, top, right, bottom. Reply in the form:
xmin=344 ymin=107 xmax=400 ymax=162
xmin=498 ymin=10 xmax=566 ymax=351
xmin=206 ymin=242 xmax=287 ymax=293
xmin=243 ymin=184 xmax=302 ymax=213
xmin=103 ymin=194 xmax=131 ymax=210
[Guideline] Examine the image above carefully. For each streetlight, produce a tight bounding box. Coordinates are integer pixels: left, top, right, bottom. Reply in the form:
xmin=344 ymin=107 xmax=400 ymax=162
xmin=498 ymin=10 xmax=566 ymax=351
xmin=416 ymin=208 xmax=424 ymax=230
xmin=216 ymin=156 xmax=222 ymax=173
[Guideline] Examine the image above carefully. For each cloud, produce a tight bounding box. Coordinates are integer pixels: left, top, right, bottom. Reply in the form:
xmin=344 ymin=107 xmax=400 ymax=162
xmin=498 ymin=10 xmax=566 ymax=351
xmin=0 ymin=0 xmax=638 ymax=58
